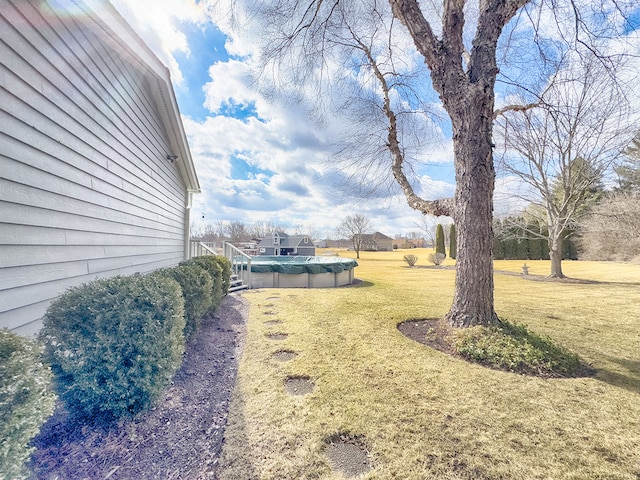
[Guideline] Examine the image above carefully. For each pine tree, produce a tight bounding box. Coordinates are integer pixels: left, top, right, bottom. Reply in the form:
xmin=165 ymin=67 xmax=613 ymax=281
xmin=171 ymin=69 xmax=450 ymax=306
xmin=435 ymin=224 xmax=446 ymax=257
xmin=449 ymin=224 xmax=457 ymax=259
xmin=616 ymin=136 xmax=640 ymax=192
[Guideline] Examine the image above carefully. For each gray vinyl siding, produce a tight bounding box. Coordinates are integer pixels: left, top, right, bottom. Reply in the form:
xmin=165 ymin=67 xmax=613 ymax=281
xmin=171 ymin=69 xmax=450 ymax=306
xmin=0 ymin=0 xmax=191 ymax=334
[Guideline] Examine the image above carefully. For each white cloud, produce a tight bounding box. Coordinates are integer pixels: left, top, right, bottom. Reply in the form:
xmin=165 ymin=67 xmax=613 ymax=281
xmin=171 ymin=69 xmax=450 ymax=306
xmin=493 ymin=176 xmax=536 ymax=218
xmin=202 ymin=59 xmax=261 ymax=114
xmin=110 ymin=0 xmax=208 ymax=84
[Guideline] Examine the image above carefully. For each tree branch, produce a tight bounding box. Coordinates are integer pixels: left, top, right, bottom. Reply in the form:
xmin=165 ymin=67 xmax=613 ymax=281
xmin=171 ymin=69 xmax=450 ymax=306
xmin=355 ymin=34 xmax=453 ymax=217
xmin=493 ymin=102 xmax=539 ymax=120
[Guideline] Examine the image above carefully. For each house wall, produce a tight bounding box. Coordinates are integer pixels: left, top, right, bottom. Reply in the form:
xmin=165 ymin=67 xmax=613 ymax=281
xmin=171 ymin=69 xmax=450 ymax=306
xmin=0 ymin=0 xmax=192 ymax=335
xmin=297 ymin=246 xmax=316 ymax=255
xmin=375 ymin=238 xmax=394 ymax=251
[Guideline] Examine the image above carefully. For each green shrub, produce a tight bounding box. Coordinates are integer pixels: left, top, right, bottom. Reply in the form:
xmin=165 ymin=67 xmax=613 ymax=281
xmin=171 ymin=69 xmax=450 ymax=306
xmin=184 ymin=255 xmax=231 ymax=310
xmin=0 ymin=330 xmax=56 ymax=480
xmin=40 ymin=274 xmax=185 ymax=423
xmin=154 ymin=263 xmax=213 ymax=338
xmin=452 ymin=319 xmax=584 ymax=377
xmin=449 ymin=224 xmax=457 ymax=259
xmin=435 ymin=224 xmax=446 ymax=257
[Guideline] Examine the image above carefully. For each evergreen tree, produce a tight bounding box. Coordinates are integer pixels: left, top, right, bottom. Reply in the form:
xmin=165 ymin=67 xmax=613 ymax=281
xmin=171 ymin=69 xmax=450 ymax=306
xmin=435 ymin=224 xmax=446 ymax=257
xmin=616 ymin=136 xmax=640 ymax=192
xmin=449 ymin=224 xmax=457 ymax=259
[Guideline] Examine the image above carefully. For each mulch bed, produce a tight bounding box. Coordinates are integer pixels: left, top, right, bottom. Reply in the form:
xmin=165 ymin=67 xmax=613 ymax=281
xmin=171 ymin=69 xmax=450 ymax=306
xmin=397 ymin=318 xmax=456 ymax=355
xmin=29 ymin=294 xmax=249 ymax=480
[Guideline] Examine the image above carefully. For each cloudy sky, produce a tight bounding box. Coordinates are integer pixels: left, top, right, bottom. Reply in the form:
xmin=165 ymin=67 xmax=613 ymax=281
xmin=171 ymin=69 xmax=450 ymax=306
xmin=110 ymin=1 xmax=639 ymax=240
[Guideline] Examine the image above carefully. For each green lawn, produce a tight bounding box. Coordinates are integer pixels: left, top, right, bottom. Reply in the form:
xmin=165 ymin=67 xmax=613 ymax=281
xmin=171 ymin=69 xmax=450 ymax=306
xmin=218 ymin=249 xmax=640 ymax=479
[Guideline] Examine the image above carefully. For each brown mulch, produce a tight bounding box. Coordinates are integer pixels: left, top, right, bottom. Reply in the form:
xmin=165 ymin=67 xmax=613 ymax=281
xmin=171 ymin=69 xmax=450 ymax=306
xmin=397 ymin=318 xmax=456 ymax=355
xmin=29 ymin=294 xmax=249 ymax=480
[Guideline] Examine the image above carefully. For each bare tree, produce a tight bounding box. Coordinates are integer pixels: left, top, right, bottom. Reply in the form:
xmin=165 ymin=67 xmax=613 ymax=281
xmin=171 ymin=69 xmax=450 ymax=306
xmin=225 ymin=220 xmax=249 ymax=245
xmin=495 ymin=56 xmax=634 ymax=277
xmin=248 ymin=221 xmax=287 ymax=239
xmin=251 ymin=0 xmax=637 ymax=326
xmin=336 ymin=214 xmax=372 ymax=259
xmin=578 ymin=192 xmax=640 ymax=262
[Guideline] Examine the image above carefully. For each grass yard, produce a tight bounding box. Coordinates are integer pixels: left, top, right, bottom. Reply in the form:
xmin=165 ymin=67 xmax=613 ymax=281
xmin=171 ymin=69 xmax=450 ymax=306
xmin=218 ymin=249 xmax=640 ymax=479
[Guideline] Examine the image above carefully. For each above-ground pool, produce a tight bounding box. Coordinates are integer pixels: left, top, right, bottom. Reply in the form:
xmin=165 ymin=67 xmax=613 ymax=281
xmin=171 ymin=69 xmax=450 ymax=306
xmin=246 ymin=256 xmax=358 ymax=288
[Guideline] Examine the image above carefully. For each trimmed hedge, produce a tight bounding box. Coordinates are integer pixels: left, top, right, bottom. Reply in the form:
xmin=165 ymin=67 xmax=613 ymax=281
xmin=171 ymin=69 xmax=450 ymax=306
xmin=40 ymin=274 xmax=185 ymax=423
xmin=0 ymin=329 xmax=56 ymax=480
xmin=183 ymin=255 xmax=232 ymax=310
xmin=152 ymin=263 xmax=213 ymax=339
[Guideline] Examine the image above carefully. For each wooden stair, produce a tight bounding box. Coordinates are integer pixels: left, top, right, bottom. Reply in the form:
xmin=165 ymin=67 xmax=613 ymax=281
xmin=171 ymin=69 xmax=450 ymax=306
xmin=228 ymin=274 xmax=249 ymax=293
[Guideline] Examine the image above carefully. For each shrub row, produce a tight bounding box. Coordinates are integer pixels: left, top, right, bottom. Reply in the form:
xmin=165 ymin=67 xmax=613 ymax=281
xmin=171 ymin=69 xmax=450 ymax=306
xmin=0 ymin=329 xmax=56 ymax=480
xmin=40 ymin=255 xmax=231 ymax=424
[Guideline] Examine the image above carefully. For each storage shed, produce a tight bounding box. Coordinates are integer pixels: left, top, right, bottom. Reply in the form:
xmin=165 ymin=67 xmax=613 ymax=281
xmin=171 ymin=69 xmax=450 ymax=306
xmin=0 ymin=0 xmax=200 ymax=334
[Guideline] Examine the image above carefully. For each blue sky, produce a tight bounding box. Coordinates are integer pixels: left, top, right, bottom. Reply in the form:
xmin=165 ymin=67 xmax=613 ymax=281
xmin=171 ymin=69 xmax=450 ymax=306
xmin=111 ymin=0 xmax=639 ymax=240
xmin=109 ymin=0 xmax=462 ymax=239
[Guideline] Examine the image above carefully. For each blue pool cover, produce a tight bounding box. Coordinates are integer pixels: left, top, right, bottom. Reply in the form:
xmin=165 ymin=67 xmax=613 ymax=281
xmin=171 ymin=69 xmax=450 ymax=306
xmin=245 ymin=256 xmax=358 ymax=274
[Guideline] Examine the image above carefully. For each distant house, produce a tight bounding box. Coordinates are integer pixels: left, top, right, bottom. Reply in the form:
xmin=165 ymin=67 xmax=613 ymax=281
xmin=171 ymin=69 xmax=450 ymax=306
xmin=0 ymin=0 xmax=200 ymax=335
xmin=393 ymin=238 xmax=428 ymax=249
xmin=360 ymin=232 xmax=394 ymax=251
xmin=257 ymin=232 xmax=316 ymax=256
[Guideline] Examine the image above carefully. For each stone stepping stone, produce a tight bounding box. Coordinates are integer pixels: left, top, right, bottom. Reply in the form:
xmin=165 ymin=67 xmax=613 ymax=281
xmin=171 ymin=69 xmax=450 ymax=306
xmin=264 ymin=319 xmax=282 ymax=326
xmin=265 ymin=332 xmax=288 ymax=341
xmin=284 ymin=376 xmax=314 ymax=396
xmin=272 ymin=350 xmax=297 ymax=362
xmin=324 ymin=434 xmax=372 ymax=478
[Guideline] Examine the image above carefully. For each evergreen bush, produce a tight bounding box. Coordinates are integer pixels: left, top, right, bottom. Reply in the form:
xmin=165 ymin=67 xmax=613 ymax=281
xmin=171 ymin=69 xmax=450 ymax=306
xmin=435 ymin=224 xmax=446 ymax=257
xmin=449 ymin=224 xmax=457 ymax=259
xmin=155 ymin=263 xmax=213 ymax=338
xmin=186 ymin=255 xmax=231 ymax=309
xmin=0 ymin=330 xmax=56 ymax=480
xmin=40 ymin=274 xmax=185 ymax=423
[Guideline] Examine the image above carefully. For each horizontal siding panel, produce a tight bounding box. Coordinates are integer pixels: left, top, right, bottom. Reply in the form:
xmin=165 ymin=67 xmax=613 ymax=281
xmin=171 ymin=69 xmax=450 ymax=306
xmin=0 ymin=261 xmax=90 ymax=290
xmin=0 ymin=174 xmax=183 ymax=233
xmin=0 ymin=89 xmax=184 ymax=219
xmin=0 ymin=224 xmax=183 ymax=247
xmin=0 ymin=300 xmax=51 ymax=332
xmin=0 ymin=133 xmax=184 ymax=224
xmin=0 ymin=254 xmax=182 ymax=331
xmin=0 ymin=244 xmax=182 ymax=269
xmin=62 ymin=230 xmax=183 ymax=247
xmin=1 ymin=251 xmax=182 ymax=311
xmin=0 ymin=8 xmax=185 ymax=205
xmin=0 ymin=224 xmax=67 ymax=246
xmin=0 ymin=202 xmax=183 ymax=240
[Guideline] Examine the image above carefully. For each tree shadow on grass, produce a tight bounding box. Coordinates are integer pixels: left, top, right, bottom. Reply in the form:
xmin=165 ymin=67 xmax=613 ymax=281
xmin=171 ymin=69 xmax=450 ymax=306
xmin=593 ymin=354 xmax=640 ymax=395
xmin=342 ymin=279 xmax=375 ymax=288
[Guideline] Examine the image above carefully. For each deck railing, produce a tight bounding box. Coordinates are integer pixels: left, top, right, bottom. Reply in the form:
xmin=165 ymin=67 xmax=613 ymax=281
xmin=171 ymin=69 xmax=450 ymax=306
xmin=223 ymin=242 xmax=252 ymax=289
xmin=189 ymin=241 xmax=218 ymax=258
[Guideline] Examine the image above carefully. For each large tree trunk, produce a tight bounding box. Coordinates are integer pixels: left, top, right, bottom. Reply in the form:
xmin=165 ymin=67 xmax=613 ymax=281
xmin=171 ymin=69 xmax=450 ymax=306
xmin=444 ymin=91 xmax=498 ymax=327
xmin=548 ymin=233 xmax=565 ymax=278
xmin=389 ymin=0 xmax=527 ymax=327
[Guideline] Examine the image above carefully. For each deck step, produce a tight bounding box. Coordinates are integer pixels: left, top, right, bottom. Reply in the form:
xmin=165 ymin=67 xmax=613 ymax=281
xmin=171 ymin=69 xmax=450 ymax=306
xmin=228 ymin=283 xmax=249 ymax=292
xmin=228 ymin=275 xmax=248 ymax=292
